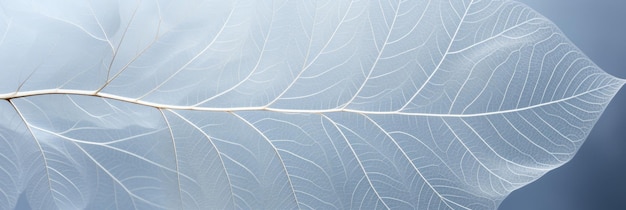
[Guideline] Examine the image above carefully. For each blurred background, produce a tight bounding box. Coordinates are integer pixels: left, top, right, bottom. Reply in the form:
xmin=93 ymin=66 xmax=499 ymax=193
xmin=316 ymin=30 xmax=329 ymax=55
xmin=500 ymin=0 xmax=626 ymax=209
xmin=9 ymin=1 xmax=625 ymax=210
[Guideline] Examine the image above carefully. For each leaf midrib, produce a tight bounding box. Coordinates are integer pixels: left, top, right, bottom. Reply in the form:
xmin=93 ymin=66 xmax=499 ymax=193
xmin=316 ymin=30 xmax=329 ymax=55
xmin=1 ymin=81 xmax=620 ymax=118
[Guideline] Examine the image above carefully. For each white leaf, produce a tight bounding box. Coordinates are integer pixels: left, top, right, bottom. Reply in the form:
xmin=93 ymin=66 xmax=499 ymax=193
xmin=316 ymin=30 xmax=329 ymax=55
xmin=0 ymin=0 xmax=623 ymax=209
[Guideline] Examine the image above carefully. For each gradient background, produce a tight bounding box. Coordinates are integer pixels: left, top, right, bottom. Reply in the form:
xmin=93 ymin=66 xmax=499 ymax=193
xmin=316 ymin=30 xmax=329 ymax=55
xmin=500 ymin=0 xmax=626 ymax=209
xmin=9 ymin=1 xmax=626 ymax=210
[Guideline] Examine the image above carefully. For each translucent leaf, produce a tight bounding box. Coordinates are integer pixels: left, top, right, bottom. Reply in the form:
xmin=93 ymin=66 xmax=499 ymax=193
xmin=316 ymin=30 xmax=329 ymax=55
xmin=0 ymin=0 xmax=623 ymax=209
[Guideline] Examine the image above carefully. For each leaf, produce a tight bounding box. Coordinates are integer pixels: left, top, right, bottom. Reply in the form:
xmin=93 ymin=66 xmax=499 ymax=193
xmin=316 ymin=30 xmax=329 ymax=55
xmin=500 ymin=1 xmax=626 ymax=208
xmin=0 ymin=0 xmax=623 ymax=209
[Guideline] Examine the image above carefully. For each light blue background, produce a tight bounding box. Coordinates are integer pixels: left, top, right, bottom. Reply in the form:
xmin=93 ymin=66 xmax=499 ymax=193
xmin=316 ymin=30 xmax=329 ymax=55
xmin=501 ymin=0 xmax=626 ymax=209
xmin=9 ymin=1 xmax=625 ymax=209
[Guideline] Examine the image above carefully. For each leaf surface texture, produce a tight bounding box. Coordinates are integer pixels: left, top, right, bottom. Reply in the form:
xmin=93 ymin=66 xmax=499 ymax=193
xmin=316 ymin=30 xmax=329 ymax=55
xmin=0 ymin=0 xmax=623 ymax=209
